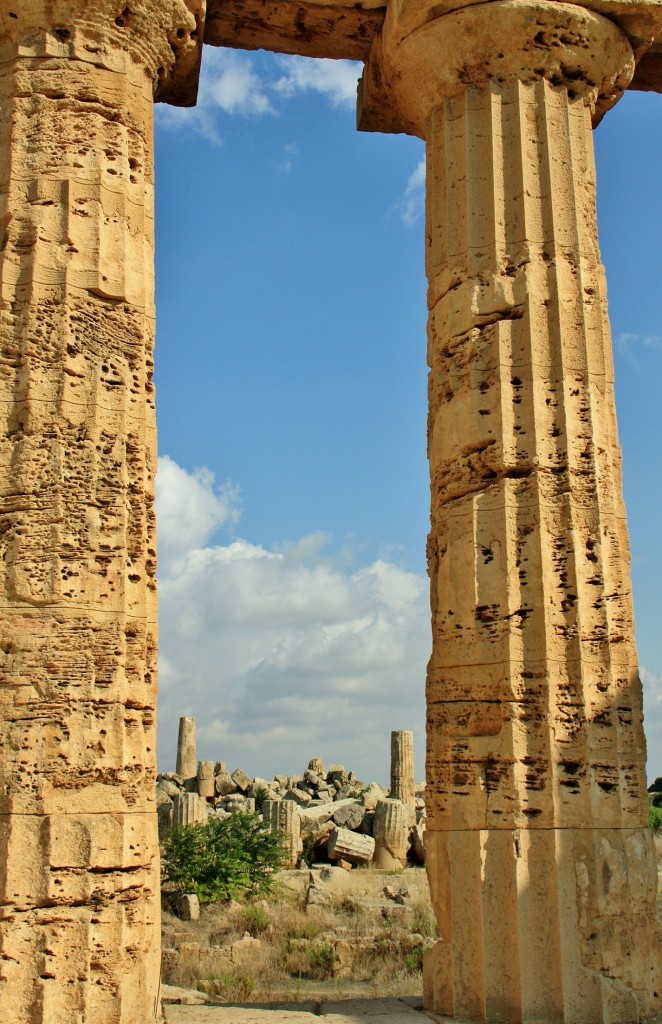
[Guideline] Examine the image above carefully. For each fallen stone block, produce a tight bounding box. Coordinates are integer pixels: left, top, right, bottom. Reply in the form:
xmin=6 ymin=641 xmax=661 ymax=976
xmin=333 ymin=801 xmax=365 ymax=831
xmin=160 ymin=983 xmax=207 ymax=1006
xmin=231 ymin=768 xmax=251 ymax=792
xmin=173 ymin=893 xmax=200 ymax=921
xmin=327 ymin=826 xmax=375 ymax=865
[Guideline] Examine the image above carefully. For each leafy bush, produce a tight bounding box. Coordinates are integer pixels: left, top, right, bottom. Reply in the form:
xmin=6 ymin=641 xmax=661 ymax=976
xmin=162 ymin=812 xmax=286 ymax=904
xmin=649 ymin=805 xmax=662 ymax=832
xmin=650 ymin=792 xmax=662 ymax=809
xmin=253 ymin=786 xmax=270 ymax=814
xmin=404 ymin=946 xmax=424 ymax=973
xmin=649 ymin=776 xmax=662 ymax=794
xmin=305 ymin=940 xmax=337 ymax=978
xmin=240 ymin=903 xmax=271 ymax=937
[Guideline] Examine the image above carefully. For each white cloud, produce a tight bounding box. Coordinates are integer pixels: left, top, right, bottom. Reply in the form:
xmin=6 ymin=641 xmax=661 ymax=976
xmin=397 ymin=158 xmax=426 ymax=227
xmin=273 ymin=56 xmax=361 ymax=108
xmin=642 ymin=667 xmax=662 ymax=784
xmin=155 ymin=456 xmax=429 ymax=784
xmin=155 ymin=455 xmax=241 ymax=576
xmin=616 ymin=331 xmax=662 ymax=370
xmin=155 ymin=52 xmax=361 ymax=143
xmin=201 ymin=49 xmax=274 ymax=117
xmin=155 ymin=49 xmax=274 ymax=142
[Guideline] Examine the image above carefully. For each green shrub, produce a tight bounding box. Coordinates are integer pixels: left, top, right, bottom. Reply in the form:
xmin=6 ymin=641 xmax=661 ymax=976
xmin=253 ymin=786 xmax=270 ymax=814
xmin=161 ymin=812 xmax=286 ymax=904
xmin=649 ymin=805 xmax=662 ymax=832
xmin=404 ymin=946 xmax=424 ymax=973
xmin=240 ymin=903 xmax=271 ymax=936
xmin=650 ymin=792 xmax=662 ymax=809
xmin=305 ymin=940 xmax=336 ymax=978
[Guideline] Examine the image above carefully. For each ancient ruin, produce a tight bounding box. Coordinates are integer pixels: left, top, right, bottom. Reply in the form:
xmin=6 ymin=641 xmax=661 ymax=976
xmin=1 ymin=1 xmax=661 ymax=1022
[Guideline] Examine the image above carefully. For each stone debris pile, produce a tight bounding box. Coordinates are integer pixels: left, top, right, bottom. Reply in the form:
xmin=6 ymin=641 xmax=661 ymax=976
xmin=156 ymin=721 xmax=426 ymax=868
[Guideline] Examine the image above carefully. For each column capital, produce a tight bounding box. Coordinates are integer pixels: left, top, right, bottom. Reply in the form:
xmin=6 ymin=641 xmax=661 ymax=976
xmin=0 ymin=0 xmax=205 ymax=105
xmin=358 ymin=0 xmax=635 ymax=137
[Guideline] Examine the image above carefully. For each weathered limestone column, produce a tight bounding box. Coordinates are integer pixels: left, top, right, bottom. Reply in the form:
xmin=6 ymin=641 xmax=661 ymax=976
xmin=172 ymin=790 xmax=208 ymax=829
xmin=197 ymin=758 xmax=215 ymax=798
xmin=0 ymin=4 xmax=203 ymax=1023
xmin=176 ymin=714 xmax=197 ymax=779
xmin=360 ymin=2 xmax=662 ymax=1021
xmin=264 ymin=798 xmax=302 ymax=867
xmin=390 ymin=729 xmax=416 ymax=808
xmin=374 ymin=797 xmax=414 ymax=865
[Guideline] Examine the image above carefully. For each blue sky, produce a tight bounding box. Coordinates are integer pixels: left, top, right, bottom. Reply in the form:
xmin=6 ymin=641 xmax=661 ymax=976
xmin=152 ymin=48 xmax=662 ymax=786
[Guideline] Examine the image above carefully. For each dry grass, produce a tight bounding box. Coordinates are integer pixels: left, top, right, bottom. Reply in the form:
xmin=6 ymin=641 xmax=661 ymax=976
xmin=161 ymin=867 xmax=438 ymax=1003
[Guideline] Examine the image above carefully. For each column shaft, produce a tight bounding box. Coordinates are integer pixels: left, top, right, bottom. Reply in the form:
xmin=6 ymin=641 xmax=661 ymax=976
xmin=424 ymin=75 xmax=661 ymax=1023
xmin=0 ymin=4 xmax=202 ymax=1020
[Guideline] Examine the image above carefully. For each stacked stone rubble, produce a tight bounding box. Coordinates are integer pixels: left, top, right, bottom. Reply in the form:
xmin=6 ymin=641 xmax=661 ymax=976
xmin=156 ymin=724 xmax=427 ymax=870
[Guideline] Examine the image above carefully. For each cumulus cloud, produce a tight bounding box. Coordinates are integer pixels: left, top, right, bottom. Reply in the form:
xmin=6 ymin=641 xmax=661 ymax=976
xmin=273 ymin=56 xmax=361 ymax=108
xmin=642 ymin=667 xmax=662 ymax=783
xmin=397 ymin=158 xmax=426 ymax=226
xmin=156 ymin=455 xmax=241 ymax=576
xmin=155 ymin=51 xmax=360 ymax=143
xmin=155 ymin=457 xmax=429 ymax=783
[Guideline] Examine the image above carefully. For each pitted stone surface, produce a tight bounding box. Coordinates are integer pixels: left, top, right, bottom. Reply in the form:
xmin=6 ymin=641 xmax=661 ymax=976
xmin=0 ymin=2 xmax=204 ymax=1022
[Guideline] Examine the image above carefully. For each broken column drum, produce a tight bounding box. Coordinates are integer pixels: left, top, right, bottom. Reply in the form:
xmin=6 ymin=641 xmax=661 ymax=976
xmin=1 ymin=0 xmax=661 ymax=1022
xmin=359 ymin=1 xmax=662 ymax=1020
xmin=374 ymin=797 xmax=413 ymax=865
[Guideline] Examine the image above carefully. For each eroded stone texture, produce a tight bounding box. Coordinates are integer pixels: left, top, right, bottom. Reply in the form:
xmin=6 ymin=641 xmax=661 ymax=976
xmin=327 ymin=826 xmax=375 ymax=865
xmin=176 ymin=715 xmax=197 ymax=780
xmin=0 ymin=3 xmax=204 ymax=1022
xmin=373 ymin=798 xmax=414 ymax=866
xmin=359 ymin=1 xmax=662 ymax=1020
xmin=264 ymin=798 xmax=303 ymax=868
xmin=390 ymin=730 xmax=416 ymax=809
xmin=172 ymin=791 xmax=209 ymax=829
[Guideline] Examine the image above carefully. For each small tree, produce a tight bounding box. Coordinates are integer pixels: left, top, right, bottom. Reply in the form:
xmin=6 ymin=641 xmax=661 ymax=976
xmin=162 ymin=812 xmax=287 ymax=904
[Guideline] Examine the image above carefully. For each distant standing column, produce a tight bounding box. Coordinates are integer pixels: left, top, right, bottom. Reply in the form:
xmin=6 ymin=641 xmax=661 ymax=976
xmin=176 ymin=715 xmax=197 ymax=780
xmin=390 ymin=730 xmax=416 ymax=809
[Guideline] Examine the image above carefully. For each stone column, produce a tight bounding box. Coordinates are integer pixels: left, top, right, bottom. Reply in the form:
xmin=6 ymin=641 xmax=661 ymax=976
xmin=390 ymin=729 xmax=416 ymax=808
xmin=176 ymin=714 xmax=197 ymax=780
xmin=197 ymin=759 xmax=215 ymax=798
xmin=374 ymin=797 xmax=414 ymax=866
xmin=172 ymin=791 xmax=209 ymax=829
xmin=360 ymin=2 xmax=662 ymax=1021
xmin=0 ymin=4 xmax=203 ymax=1023
xmin=264 ymin=798 xmax=302 ymax=867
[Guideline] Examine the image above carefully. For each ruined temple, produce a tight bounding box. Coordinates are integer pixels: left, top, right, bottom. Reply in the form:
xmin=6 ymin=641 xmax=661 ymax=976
xmin=1 ymin=1 xmax=661 ymax=1022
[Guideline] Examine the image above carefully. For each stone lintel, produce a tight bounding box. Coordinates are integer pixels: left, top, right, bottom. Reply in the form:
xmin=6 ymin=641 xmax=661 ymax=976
xmin=202 ymin=0 xmax=660 ymax=96
xmin=203 ymin=0 xmax=385 ymax=59
xmin=631 ymin=41 xmax=662 ymax=87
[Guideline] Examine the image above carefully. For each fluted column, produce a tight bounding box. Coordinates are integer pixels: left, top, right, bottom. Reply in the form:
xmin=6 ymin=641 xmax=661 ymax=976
xmin=0 ymin=4 xmax=203 ymax=1023
xmin=391 ymin=729 xmax=416 ymax=808
xmin=360 ymin=2 xmax=662 ymax=1021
